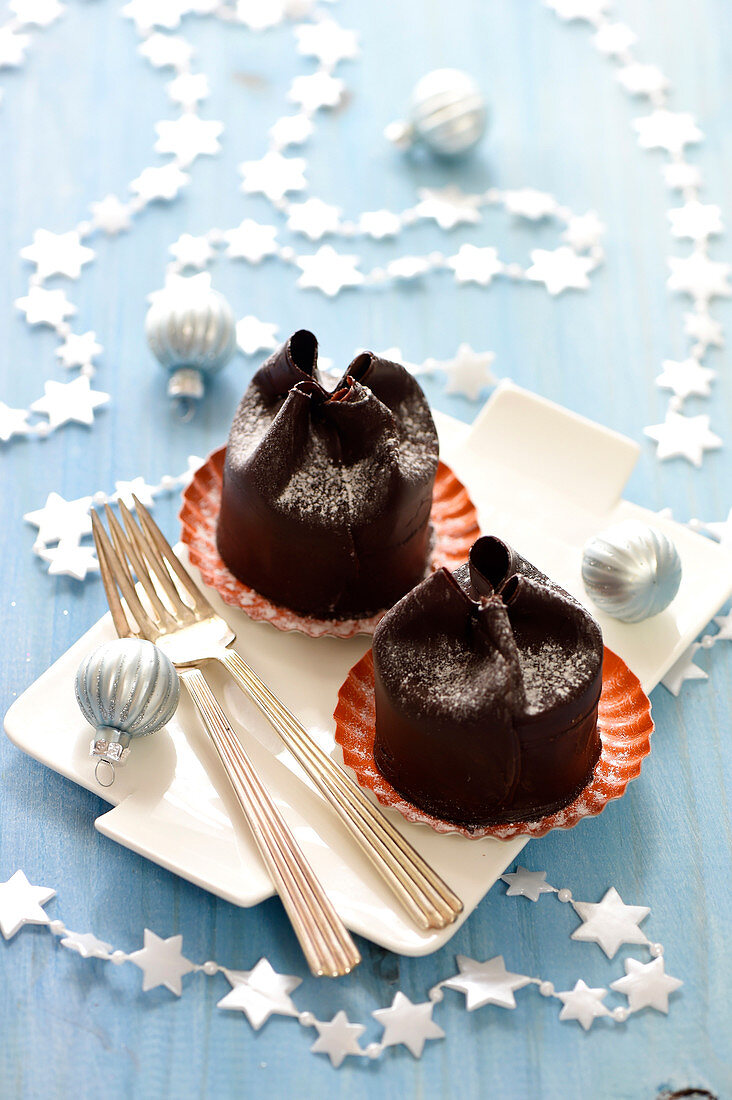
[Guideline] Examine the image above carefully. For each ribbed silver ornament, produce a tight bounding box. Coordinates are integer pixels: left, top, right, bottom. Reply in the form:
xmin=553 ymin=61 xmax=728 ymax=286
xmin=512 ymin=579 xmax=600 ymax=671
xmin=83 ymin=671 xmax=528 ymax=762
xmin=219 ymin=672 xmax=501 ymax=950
xmin=76 ymin=638 xmax=180 ymax=786
xmin=145 ymin=285 xmax=236 ymax=406
xmin=581 ymin=521 xmax=682 ymax=623
xmin=385 ymin=68 xmax=488 ymax=157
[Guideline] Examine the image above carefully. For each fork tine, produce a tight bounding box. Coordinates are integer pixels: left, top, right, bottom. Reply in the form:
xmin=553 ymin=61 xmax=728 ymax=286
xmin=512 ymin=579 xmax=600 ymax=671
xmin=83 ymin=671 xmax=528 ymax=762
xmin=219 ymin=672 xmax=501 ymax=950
xmin=118 ymin=500 xmax=196 ymax=624
xmin=133 ymin=494 xmax=217 ymax=617
xmin=112 ymin=502 xmax=180 ymax=629
xmin=96 ymin=507 xmax=158 ymax=640
xmin=91 ymin=511 xmax=137 ymax=640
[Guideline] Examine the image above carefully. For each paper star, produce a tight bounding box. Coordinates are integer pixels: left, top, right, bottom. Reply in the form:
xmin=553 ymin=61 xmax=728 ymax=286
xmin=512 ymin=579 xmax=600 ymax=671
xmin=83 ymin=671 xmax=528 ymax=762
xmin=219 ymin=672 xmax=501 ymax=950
xmin=288 ymin=71 xmax=344 ymax=112
xmin=545 ymin=0 xmax=608 ymax=22
xmin=645 ymin=410 xmax=722 ymax=466
xmin=128 ymin=930 xmax=195 ymax=995
xmin=713 ymin=611 xmax=732 ymax=640
xmin=0 ymin=28 xmax=30 ymax=68
xmin=38 ymin=540 xmax=99 ymax=581
xmin=563 ymin=211 xmax=605 ymax=252
xmin=571 ymin=887 xmax=650 ymax=958
xmin=504 ymin=188 xmax=558 ymax=220
xmin=295 ymin=19 xmax=359 ymax=69
xmin=611 ymin=956 xmax=682 ymax=1014
xmin=154 ymin=115 xmax=223 ymax=167
xmin=169 ymin=233 xmax=214 ymax=270
xmin=60 ymin=930 xmax=114 ymax=959
xmin=526 ymin=246 xmax=595 ymax=295
xmin=25 ymin=492 xmax=92 ymax=544
xmin=235 ymin=316 xmax=279 ymax=355
xmin=387 ymin=256 xmax=432 ymax=280
xmin=309 ymin=1011 xmax=365 ymax=1067
xmin=0 ymin=403 xmax=31 ymax=443
xmin=656 ymin=357 xmax=715 ymax=400
xmin=0 ymin=871 xmax=55 ymax=939
xmin=296 ymin=245 xmax=363 ymax=296
xmin=501 ymin=866 xmax=555 ymax=902
xmin=415 ymin=186 xmax=482 ymax=230
xmin=139 ymin=33 xmax=194 ymax=70
xmin=239 ymin=152 xmax=306 ymax=202
xmin=616 ymin=63 xmax=669 ymax=98
xmin=661 ymin=642 xmax=708 ymax=695
xmin=114 ymin=477 xmax=157 ymax=509
xmin=663 ymin=162 xmax=702 ymax=191
xmin=668 ymin=201 xmax=723 ymax=242
xmin=286 ymin=198 xmax=341 ymax=240
xmin=684 ymin=310 xmax=724 ymax=348
xmin=372 ymin=993 xmax=444 ymax=1058
xmin=16 ymin=286 xmax=76 ymax=327
xmin=668 ymin=253 xmax=732 ymax=301
xmin=235 ymin=0 xmax=285 ymax=30
xmin=90 ymin=195 xmax=132 ymax=235
xmin=56 ymin=331 xmax=103 ymax=369
xmin=122 ymin=0 xmax=181 ymax=33
xmin=447 ymin=244 xmax=503 ymax=286
xmin=269 ymin=113 xmax=314 ymax=149
xmin=31 ymin=377 xmax=109 ymax=429
xmin=359 ymin=209 xmax=402 ymax=238
xmin=9 ymin=0 xmax=65 ymax=27
xmin=556 ymin=980 xmax=610 ymax=1030
xmin=441 ymin=344 xmax=497 ymax=400
xmin=166 ymin=71 xmax=210 ymax=108
xmin=593 ymin=22 xmax=638 ymax=56
xmin=217 ymin=959 xmax=301 ymax=1029
xmin=634 ymin=110 xmax=702 ymax=154
xmin=224 ymin=219 xmax=279 ymax=263
xmin=443 ymin=955 xmax=531 ymax=1010
xmin=130 ymin=163 xmax=190 ymax=203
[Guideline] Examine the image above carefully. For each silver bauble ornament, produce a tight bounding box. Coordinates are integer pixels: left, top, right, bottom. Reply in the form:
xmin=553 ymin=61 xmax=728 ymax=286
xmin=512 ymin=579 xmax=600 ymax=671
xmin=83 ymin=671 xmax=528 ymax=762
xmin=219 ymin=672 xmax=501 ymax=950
xmin=581 ymin=522 xmax=682 ymax=623
xmin=76 ymin=638 xmax=180 ymax=787
xmin=385 ymin=69 xmax=488 ymax=157
xmin=145 ymin=283 xmax=236 ymax=418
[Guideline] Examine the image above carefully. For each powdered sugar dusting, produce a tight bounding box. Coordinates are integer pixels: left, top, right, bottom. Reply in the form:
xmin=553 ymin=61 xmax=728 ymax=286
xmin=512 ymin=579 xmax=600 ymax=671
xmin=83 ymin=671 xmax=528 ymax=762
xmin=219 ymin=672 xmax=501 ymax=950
xmin=519 ymin=639 xmax=598 ymax=715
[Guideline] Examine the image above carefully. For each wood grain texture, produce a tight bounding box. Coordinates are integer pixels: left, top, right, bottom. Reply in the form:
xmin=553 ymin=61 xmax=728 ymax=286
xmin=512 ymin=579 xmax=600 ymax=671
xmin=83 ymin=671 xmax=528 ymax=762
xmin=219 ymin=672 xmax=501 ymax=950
xmin=1 ymin=1 xmax=731 ymax=1097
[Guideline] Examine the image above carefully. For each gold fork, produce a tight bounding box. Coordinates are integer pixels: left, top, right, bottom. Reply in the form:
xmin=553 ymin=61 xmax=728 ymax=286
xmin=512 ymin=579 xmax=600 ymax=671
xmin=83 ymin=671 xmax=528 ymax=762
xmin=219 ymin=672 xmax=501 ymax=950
xmin=92 ymin=507 xmax=361 ymax=978
xmin=94 ymin=495 xmax=462 ymax=931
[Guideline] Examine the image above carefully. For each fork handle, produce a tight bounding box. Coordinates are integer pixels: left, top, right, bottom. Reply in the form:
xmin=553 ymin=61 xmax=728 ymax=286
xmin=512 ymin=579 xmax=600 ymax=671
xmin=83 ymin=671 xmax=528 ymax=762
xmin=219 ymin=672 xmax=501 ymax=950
xmin=179 ymin=668 xmax=360 ymax=978
xmin=218 ymin=651 xmax=463 ymax=931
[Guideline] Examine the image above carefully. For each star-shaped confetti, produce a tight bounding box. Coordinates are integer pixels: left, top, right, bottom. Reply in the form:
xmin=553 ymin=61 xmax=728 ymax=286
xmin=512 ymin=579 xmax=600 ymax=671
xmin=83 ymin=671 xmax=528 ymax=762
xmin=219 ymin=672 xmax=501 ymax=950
xmin=645 ymin=410 xmax=722 ymax=466
xmin=147 ymin=270 xmax=213 ymax=307
xmin=166 ymin=71 xmax=210 ymax=108
xmin=31 ymin=377 xmax=109 ymax=429
xmin=288 ymin=71 xmax=344 ymax=112
xmin=563 ymin=211 xmax=605 ymax=252
xmin=663 ymin=162 xmax=702 ymax=191
xmin=0 ymin=403 xmax=31 ymax=443
xmin=414 ymin=186 xmax=482 ymax=230
xmin=661 ymin=642 xmax=708 ymax=695
xmin=235 ymin=0 xmax=285 ymax=31
xmin=154 ymin=114 xmax=223 ymax=167
xmin=504 ymin=188 xmax=558 ymax=220
xmin=139 ymin=32 xmax=193 ymax=70
xmin=309 ymin=1011 xmax=365 ymax=1067
xmin=25 ymin=492 xmax=92 ymax=544
xmin=448 ymin=244 xmax=504 ymax=286
xmin=372 ymin=993 xmax=444 ymax=1058
xmin=114 ymin=477 xmax=157 ymax=509
xmin=60 ymin=930 xmax=114 ymax=960
xmin=21 ymin=229 xmax=95 ymax=280
xmin=56 ymin=331 xmax=103 ymax=370
xmin=707 ymin=509 xmax=732 ymax=551
xmin=269 ymin=113 xmax=314 ymax=149
xmin=526 ymin=246 xmax=595 ymax=295
xmin=236 ymin=316 xmax=279 ymax=355
xmin=0 ymin=27 xmax=30 ymax=68
xmin=616 ymin=63 xmax=669 ymax=98
xmin=38 ymin=541 xmax=99 ymax=581
xmin=387 ymin=256 xmax=432 ymax=280
xmin=295 ymin=19 xmax=359 ymax=69
xmin=296 ymin=245 xmax=363 ymax=296
xmin=501 ymin=866 xmax=556 ymax=902
xmin=656 ymin=357 xmax=715 ymax=400
xmin=90 ymin=194 xmax=132 ymax=236
xmin=668 ymin=201 xmax=723 ymax=242
xmin=713 ymin=610 xmax=732 ymax=639
xmin=359 ymin=209 xmax=402 ymax=238
xmin=128 ymin=930 xmax=195 ymax=995
xmin=593 ymin=22 xmax=637 ymax=56
xmin=571 ymin=887 xmax=650 ymax=958
xmin=122 ymin=0 xmax=181 ymax=33
xmin=169 ymin=233 xmax=214 ymax=270
xmin=0 ymin=871 xmax=55 ymax=939
xmin=545 ymin=0 xmax=608 ymax=23
xmin=10 ymin=0 xmax=65 ymax=27
xmin=217 ymin=959 xmax=301 ymax=1029
xmin=223 ymin=219 xmax=279 ymax=263
xmin=287 ymin=198 xmax=342 ymax=240
xmin=239 ymin=152 xmax=307 ymax=202
xmin=667 ymin=253 xmax=732 ymax=301
xmin=611 ymin=956 xmax=682 ymax=1014
xmin=440 ymin=344 xmax=497 ymax=400
xmin=683 ymin=310 xmax=724 ymax=349
xmin=15 ymin=286 xmax=76 ymax=327
xmin=443 ymin=955 xmax=531 ymax=1010
xmin=634 ymin=110 xmax=702 ymax=154
xmin=131 ymin=163 xmax=190 ymax=203
xmin=556 ymin=980 xmax=610 ymax=1030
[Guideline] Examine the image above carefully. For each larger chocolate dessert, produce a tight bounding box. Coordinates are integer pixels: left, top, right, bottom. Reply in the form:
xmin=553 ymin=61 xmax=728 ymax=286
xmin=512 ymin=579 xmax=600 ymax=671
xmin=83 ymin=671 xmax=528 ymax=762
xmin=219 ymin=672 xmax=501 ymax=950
xmin=216 ymin=330 xmax=439 ymax=620
xmin=372 ymin=536 xmax=604 ymax=827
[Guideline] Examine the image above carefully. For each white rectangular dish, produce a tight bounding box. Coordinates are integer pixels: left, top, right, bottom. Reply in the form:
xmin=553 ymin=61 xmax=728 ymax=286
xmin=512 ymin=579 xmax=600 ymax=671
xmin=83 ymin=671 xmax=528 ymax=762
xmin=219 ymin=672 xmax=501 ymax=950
xmin=6 ymin=383 xmax=732 ymax=956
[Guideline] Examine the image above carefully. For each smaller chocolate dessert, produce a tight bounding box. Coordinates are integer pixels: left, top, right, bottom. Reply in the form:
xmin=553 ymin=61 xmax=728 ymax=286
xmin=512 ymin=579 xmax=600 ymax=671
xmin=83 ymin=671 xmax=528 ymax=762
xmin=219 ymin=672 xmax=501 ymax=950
xmin=372 ymin=536 xmax=604 ymax=827
xmin=216 ymin=330 xmax=439 ymax=620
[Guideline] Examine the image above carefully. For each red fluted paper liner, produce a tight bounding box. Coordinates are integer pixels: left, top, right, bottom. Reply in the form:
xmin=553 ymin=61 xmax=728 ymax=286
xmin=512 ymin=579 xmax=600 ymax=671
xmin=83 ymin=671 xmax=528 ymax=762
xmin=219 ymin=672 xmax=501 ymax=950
xmin=180 ymin=447 xmax=480 ymax=639
xmin=333 ymin=648 xmax=653 ymax=839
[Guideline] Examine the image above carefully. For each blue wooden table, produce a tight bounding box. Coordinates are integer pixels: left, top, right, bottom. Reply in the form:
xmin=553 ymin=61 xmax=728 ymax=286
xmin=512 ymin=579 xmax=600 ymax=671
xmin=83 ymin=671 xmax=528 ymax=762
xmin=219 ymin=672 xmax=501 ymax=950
xmin=1 ymin=1 xmax=731 ymax=1096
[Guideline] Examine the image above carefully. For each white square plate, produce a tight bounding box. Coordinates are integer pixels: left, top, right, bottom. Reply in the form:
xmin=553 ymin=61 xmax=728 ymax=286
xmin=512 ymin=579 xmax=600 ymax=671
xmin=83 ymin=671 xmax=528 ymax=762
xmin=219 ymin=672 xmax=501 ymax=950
xmin=6 ymin=383 xmax=732 ymax=956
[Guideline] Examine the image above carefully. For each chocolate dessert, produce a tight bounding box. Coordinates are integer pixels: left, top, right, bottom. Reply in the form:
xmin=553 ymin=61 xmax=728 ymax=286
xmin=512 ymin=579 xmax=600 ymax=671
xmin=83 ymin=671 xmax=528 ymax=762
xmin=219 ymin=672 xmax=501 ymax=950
xmin=372 ymin=536 xmax=604 ymax=827
xmin=216 ymin=330 xmax=439 ymax=620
